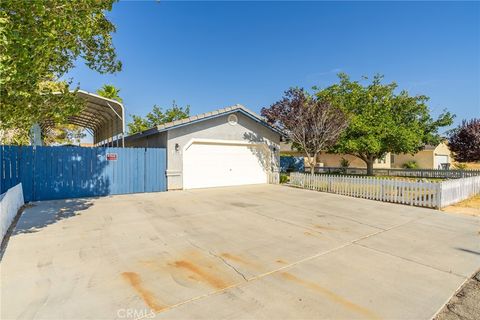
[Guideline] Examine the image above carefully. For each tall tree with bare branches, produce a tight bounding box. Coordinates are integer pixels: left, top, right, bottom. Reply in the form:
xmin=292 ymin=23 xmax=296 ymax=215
xmin=261 ymin=88 xmax=348 ymax=174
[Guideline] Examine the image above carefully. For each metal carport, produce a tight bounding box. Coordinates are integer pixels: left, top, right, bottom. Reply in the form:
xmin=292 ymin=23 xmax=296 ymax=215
xmin=40 ymin=90 xmax=125 ymax=146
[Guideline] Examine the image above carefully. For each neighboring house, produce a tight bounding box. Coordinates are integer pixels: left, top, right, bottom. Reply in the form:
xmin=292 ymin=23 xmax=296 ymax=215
xmin=281 ymin=141 xmax=452 ymax=170
xmin=280 ymin=143 xmax=390 ymax=170
xmin=125 ymin=105 xmax=282 ymax=190
xmin=390 ymin=142 xmax=452 ymax=169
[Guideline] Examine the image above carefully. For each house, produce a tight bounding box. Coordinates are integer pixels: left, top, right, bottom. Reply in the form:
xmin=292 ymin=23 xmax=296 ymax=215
xmin=390 ymin=142 xmax=452 ymax=169
xmin=125 ymin=105 xmax=282 ymax=190
xmin=280 ymin=143 xmax=391 ymax=170
xmin=281 ymin=141 xmax=452 ymax=170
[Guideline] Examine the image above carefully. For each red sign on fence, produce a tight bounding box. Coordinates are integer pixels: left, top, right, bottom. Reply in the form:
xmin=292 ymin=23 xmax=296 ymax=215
xmin=106 ymin=153 xmax=118 ymax=161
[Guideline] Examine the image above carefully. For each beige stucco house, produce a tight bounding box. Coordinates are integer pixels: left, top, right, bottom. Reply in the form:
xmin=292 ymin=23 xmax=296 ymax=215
xmin=390 ymin=142 xmax=452 ymax=169
xmin=281 ymin=142 xmax=452 ymax=170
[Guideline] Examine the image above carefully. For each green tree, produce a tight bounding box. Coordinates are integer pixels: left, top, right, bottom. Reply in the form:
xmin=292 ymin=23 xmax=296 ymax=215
xmin=163 ymin=101 xmax=190 ymax=123
xmin=318 ymin=74 xmax=454 ymax=175
xmin=43 ymin=124 xmax=87 ymax=146
xmin=127 ymin=115 xmax=150 ymax=135
xmin=97 ymin=84 xmax=123 ymax=102
xmin=0 ymin=0 xmax=121 ymax=143
xmin=128 ymin=101 xmax=190 ymax=134
xmin=145 ymin=105 xmax=166 ymax=126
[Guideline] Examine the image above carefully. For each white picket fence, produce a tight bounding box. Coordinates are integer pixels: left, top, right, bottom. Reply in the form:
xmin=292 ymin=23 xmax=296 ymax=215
xmin=438 ymin=176 xmax=480 ymax=208
xmin=311 ymin=166 xmax=480 ymax=179
xmin=289 ymin=172 xmax=480 ymax=209
xmin=269 ymin=171 xmax=280 ymax=184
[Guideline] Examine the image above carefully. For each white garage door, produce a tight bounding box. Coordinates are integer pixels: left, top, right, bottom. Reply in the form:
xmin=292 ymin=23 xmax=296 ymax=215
xmin=183 ymin=142 xmax=269 ymax=189
xmin=435 ymin=155 xmax=449 ymax=169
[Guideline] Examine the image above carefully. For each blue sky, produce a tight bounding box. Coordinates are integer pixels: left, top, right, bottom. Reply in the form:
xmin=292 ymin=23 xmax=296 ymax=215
xmin=65 ymin=1 xmax=479 ymax=135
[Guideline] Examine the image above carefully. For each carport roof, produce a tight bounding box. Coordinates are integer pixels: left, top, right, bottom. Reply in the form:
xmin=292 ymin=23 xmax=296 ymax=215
xmin=40 ymin=90 xmax=125 ymax=146
xmin=126 ymin=104 xmax=284 ymax=140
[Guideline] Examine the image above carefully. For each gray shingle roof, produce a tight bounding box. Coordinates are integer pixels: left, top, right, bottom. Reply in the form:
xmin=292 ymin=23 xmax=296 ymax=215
xmin=154 ymin=104 xmax=264 ymax=131
xmin=125 ymin=104 xmax=283 ymax=140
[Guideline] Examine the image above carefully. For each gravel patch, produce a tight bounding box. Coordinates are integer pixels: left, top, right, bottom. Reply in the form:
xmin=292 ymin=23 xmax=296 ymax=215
xmin=434 ymin=270 xmax=480 ymax=320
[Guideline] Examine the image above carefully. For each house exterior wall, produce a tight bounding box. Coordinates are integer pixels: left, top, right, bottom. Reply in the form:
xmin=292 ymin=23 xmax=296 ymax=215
xmin=283 ymin=142 xmax=451 ymax=170
xmin=434 ymin=142 xmax=452 ymax=168
xmin=391 ymin=143 xmax=451 ymax=169
xmin=125 ymin=131 xmax=168 ymax=148
xmin=165 ymin=112 xmax=281 ymax=190
xmin=281 ymin=148 xmax=390 ymax=169
xmin=316 ymin=152 xmax=391 ymax=168
xmin=391 ymin=150 xmax=433 ymax=169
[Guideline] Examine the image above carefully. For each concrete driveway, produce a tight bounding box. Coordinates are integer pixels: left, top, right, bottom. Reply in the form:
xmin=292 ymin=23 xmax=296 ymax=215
xmin=1 ymin=185 xmax=479 ymax=320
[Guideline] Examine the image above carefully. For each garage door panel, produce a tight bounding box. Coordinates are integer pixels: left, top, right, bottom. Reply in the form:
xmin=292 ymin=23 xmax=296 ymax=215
xmin=435 ymin=155 xmax=449 ymax=169
xmin=183 ymin=143 xmax=269 ymax=189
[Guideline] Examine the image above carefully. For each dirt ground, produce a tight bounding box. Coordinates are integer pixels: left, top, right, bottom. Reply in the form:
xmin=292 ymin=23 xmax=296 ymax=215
xmin=434 ymin=270 xmax=480 ymax=320
xmin=442 ymin=195 xmax=480 ymax=217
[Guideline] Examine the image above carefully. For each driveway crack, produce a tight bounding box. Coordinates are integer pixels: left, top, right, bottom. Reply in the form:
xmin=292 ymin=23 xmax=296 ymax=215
xmin=187 ymin=240 xmax=248 ymax=282
xmin=214 ymin=253 xmax=248 ymax=282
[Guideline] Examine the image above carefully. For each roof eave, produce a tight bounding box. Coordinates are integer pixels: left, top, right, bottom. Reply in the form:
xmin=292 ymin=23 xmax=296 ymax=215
xmin=125 ymin=107 xmax=284 ymax=140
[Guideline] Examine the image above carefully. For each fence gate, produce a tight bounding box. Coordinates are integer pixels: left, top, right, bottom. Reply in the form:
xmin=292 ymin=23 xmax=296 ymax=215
xmin=0 ymin=146 xmax=167 ymax=202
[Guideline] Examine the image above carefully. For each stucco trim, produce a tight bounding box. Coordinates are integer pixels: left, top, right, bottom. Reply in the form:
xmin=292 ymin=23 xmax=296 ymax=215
xmin=182 ymin=138 xmax=272 ymax=152
xmin=165 ymin=170 xmax=182 ymax=177
xmin=125 ymin=107 xmax=284 ymax=143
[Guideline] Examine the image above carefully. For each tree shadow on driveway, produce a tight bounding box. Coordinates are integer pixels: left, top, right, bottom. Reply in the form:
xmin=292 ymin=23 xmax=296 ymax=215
xmin=1 ymin=198 xmax=94 ymax=261
xmin=12 ymin=198 xmax=94 ymax=235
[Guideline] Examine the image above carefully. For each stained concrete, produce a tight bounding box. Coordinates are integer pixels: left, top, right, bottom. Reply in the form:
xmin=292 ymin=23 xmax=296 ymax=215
xmin=1 ymin=185 xmax=479 ymax=319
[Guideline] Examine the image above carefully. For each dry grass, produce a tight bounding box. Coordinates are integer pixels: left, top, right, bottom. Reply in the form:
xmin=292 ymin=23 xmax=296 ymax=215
xmin=454 ymin=162 xmax=480 ymax=170
xmin=466 ymin=162 xmax=480 ymax=169
xmin=442 ymin=195 xmax=480 ymax=217
xmin=456 ymin=195 xmax=480 ymax=208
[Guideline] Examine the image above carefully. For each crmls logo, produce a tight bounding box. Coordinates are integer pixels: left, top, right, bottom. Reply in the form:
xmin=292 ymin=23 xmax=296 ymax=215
xmin=117 ymin=308 xmax=155 ymax=319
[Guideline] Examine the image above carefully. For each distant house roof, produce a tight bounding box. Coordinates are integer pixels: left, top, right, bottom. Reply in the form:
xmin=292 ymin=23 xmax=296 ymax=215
xmin=126 ymin=104 xmax=284 ymax=141
xmin=423 ymin=145 xmax=437 ymax=151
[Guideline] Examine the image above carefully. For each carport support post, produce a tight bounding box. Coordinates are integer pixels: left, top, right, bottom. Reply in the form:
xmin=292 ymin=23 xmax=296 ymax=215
xmin=110 ymin=119 xmax=114 ymax=147
xmin=115 ymin=119 xmax=119 ymax=147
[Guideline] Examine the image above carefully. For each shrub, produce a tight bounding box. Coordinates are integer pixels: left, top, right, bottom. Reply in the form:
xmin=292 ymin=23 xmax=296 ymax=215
xmin=339 ymin=157 xmax=350 ymax=174
xmin=402 ymin=160 xmax=418 ymax=169
xmin=280 ymin=173 xmax=289 ymax=184
xmin=454 ymin=163 xmax=468 ymax=170
xmin=340 ymin=157 xmax=350 ymax=168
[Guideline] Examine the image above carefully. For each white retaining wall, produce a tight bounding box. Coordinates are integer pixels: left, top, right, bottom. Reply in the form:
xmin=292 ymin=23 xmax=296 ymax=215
xmin=0 ymin=183 xmax=24 ymax=242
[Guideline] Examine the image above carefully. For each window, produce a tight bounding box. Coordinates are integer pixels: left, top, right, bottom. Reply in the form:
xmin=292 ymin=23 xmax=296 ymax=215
xmin=376 ymin=155 xmax=387 ymax=164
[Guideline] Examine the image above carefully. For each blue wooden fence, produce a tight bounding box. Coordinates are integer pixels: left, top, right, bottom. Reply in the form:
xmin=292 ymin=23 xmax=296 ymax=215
xmin=0 ymin=146 xmax=166 ymax=202
xmin=280 ymin=156 xmax=305 ymax=173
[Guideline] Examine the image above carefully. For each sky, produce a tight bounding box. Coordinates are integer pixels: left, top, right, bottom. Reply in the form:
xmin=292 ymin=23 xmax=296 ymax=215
xmin=65 ymin=1 xmax=480 ymax=138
